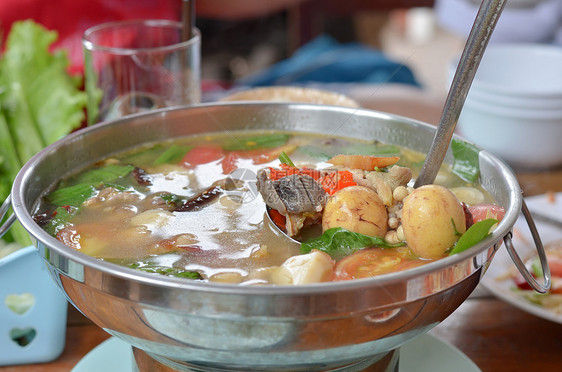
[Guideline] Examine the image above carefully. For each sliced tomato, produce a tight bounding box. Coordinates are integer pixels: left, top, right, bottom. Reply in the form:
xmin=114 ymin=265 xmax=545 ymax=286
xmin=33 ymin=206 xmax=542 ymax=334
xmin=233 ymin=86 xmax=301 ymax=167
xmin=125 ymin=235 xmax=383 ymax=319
xmin=333 ymin=248 xmax=426 ymax=281
xmin=181 ymin=145 xmax=224 ymax=167
xmin=469 ymin=204 xmax=506 ymax=223
xmin=221 ymin=152 xmax=239 ymax=174
xmin=268 ymin=208 xmax=287 ymax=230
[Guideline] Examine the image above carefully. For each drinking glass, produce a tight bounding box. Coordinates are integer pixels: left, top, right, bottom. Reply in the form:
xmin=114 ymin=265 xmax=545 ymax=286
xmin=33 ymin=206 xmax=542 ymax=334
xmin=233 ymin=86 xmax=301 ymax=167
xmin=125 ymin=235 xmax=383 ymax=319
xmin=83 ymin=19 xmax=201 ymax=124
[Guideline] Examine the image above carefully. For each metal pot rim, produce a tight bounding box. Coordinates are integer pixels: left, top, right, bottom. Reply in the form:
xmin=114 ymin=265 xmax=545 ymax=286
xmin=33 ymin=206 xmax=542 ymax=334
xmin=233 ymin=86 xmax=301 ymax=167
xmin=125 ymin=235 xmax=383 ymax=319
xmin=9 ymin=102 xmax=521 ymax=296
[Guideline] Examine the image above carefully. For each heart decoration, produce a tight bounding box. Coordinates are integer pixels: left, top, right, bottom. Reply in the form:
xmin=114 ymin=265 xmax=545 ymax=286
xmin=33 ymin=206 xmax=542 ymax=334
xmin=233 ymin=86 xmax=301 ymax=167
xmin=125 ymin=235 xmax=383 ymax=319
xmin=4 ymin=293 xmax=35 ymax=315
xmin=9 ymin=327 xmax=37 ymax=346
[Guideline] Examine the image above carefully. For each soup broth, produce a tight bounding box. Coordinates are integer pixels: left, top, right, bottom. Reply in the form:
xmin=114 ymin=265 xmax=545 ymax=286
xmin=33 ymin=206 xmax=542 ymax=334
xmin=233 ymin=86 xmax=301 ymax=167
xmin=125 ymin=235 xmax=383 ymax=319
xmin=34 ymin=130 xmax=496 ymax=285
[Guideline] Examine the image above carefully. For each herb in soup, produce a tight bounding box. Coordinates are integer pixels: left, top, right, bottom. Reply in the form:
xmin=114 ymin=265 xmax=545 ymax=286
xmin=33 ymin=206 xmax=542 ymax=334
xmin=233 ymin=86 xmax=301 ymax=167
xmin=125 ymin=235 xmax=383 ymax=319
xmin=34 ymin=131 xmax=503 ymax=285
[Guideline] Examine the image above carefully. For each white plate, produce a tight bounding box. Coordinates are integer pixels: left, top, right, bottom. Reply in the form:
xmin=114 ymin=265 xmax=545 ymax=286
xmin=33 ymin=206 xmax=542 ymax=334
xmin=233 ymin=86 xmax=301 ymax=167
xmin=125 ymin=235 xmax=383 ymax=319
xmin=481 ymin=192 xmax=562 ymax=324
xmin=72 ymin=333 xmax=480 ymax=371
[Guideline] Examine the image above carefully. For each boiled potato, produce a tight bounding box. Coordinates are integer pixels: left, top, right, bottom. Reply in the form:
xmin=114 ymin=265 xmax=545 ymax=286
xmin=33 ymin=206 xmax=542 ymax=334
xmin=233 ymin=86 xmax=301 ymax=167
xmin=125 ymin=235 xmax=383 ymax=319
xmin=322 ymin=186 xmax=388 ymax=237
xmin=401 ymin=185 xmax=466 ymax=259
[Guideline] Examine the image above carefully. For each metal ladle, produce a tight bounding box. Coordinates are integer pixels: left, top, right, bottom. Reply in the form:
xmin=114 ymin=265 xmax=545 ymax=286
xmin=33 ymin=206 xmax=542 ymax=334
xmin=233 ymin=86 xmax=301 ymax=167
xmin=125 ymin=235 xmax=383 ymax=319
xmin=267 ymin=0 xmax=508 ymax=240
xmin=263 ymin=0 xmax=551 ymax=293
xmin=413 ymin=0 xmax=550 ymax=294
xmin=414 ymin=0 xmax=507 ymax=187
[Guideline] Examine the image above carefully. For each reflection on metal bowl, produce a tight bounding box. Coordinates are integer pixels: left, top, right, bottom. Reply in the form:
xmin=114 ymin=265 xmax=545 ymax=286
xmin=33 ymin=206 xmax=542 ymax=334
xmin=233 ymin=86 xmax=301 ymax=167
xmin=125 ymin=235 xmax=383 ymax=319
xmin=10 ymin=103 xmax=520 ymax=371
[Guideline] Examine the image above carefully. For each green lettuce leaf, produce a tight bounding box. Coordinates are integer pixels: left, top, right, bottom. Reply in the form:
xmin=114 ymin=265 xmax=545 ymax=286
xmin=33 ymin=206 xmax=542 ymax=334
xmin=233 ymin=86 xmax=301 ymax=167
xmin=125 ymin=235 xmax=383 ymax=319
xmin=0 ymin=20 xmax=88 ymax=247
xmin=1 ymin=21 xmax=87 ymax=150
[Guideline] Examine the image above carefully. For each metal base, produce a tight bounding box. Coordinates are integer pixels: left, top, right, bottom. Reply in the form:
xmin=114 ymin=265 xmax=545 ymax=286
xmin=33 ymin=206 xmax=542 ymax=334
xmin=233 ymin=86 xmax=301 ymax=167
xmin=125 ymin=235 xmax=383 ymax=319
xmin=131 ymin=348 xmax=399 ymax=372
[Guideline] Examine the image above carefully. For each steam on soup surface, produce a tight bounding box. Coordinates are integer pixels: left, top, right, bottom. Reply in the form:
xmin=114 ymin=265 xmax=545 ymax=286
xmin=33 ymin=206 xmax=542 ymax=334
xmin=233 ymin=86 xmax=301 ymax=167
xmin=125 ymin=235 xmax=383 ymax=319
xmin=34 ymin=131 xmax=500 ymax=285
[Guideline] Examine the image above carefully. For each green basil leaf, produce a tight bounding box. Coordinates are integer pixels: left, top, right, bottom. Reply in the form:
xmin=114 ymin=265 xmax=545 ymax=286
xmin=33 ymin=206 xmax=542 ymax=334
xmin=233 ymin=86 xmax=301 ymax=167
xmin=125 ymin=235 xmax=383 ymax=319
xmin=449 ymin=218 xmax=498 ymax=255
xmin=46 ymin=183 xmax=97 ymax=207
xmin=301 ymin=227 xmax=404 ymax=259
xmin=451 ymin=139 xmax=480 ymax=183
xmin=154 ymin=145 xmax=193 ymax=165
xmin=75 ymin=164 xmax=135 ymax=185
xmin=222 ymin=133 xmax=290 ymax=151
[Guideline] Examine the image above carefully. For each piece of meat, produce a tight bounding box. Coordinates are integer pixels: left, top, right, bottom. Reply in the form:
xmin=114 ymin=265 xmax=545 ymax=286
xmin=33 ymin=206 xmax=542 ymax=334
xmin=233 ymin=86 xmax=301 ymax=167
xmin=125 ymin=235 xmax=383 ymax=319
xmin=257 ymin=170 xmax=327 ymax=215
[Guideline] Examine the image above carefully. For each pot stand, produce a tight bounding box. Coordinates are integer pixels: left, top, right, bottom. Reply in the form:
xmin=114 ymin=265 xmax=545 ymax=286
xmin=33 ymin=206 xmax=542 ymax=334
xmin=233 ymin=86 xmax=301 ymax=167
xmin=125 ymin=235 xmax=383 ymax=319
xmin=131 ymin=346 xmax=399 ymax=372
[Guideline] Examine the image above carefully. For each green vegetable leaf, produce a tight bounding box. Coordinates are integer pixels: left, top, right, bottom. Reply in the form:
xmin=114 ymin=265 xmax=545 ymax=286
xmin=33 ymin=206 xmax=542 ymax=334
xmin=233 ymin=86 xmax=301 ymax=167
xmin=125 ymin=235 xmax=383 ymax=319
xmin=279 ymin=151 xmax=295 ymax=167
xmin=451 ymin=139 xmax=480 ymax=183
xmin=0 ymin=20 xmax=88 ymax=247
xmin=297 ymin=145 xmax=334 ymax=161
xmin=154 ymin=145 xmax=193 ymax=165
xmin=301 ymin=227 xmax=404 ymax=259
xmin=47 ymin=165 xmax=135 ymax=207
xmin=449 ymin=218 xmax=498 ymax=255
xmin=132 ymin=265 xmax=203 ymax=279
xmin=1 ymin=20 xmax=87 ymax=153
xmin=298 ymin=143 xmax=400 ymax=161
xmin=44 ymin=207 xmax=76 ymax=236
xmin=46 ymin=184 xmax=97 ymax=207
xmin=222 ymin=133 xmax=290 ymax=151
xmin=75 ymin=164 xmax=135 ymax=185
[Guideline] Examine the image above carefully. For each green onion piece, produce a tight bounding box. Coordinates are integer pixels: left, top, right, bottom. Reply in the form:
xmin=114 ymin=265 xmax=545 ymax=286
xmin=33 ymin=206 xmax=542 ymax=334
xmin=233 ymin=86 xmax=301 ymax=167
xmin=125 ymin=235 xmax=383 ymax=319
xmin=279 ymin=151 xmax=295 ymax=167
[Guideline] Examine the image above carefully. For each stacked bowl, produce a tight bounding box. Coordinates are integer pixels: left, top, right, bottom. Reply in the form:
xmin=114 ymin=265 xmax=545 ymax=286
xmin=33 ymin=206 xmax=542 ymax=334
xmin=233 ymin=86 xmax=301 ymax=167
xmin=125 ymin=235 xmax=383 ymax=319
xmin=450 ymin=43 xmax=562 ymax=170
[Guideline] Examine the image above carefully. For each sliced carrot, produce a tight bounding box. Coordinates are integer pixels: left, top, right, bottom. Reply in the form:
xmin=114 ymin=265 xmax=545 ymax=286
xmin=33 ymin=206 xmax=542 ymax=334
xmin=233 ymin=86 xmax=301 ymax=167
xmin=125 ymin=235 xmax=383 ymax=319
xmin=320 ymin=170 xmax=356 ymax=195
xmin=327 ymin=154 xmax=399 ymax=170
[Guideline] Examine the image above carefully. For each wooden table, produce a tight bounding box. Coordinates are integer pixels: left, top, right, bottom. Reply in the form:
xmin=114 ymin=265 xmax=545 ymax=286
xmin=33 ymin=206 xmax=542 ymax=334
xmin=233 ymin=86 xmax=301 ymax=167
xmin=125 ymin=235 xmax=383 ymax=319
xmin=2 ymin=89 xmax=561 ymax=372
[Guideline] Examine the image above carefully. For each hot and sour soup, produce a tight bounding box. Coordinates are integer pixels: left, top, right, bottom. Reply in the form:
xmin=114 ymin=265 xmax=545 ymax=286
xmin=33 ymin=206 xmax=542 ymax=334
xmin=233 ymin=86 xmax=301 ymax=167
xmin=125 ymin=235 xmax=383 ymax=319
xmin=33 ymin=131 xmax=502 ymax=285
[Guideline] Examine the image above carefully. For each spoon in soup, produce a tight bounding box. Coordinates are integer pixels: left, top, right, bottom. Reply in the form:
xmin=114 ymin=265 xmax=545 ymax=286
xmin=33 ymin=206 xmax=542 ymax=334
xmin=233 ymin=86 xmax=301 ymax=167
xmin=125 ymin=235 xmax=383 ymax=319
xmin=264 ymin=0 xmax=508 ymax=243
xmin=414 ymin=0 xmax=507 ymax=187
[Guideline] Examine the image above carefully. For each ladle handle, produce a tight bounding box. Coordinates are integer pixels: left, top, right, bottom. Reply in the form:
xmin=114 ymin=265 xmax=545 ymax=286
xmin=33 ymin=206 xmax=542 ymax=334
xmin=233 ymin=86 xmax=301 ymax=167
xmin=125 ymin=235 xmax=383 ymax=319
xmin=0 ymin=194 xmax=16 ymax=238
xmin=503 ymin=200 xmax=551 ymax=293
xmin=414 ymin=0 xmax=508 ymax=188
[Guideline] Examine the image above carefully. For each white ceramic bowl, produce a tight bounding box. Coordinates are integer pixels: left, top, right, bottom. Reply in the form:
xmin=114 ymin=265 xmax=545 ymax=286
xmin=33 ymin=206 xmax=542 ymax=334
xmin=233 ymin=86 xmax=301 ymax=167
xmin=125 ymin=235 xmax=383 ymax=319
xmin=448 ymin=43 xmax=562 ymax=169
xmin=456 ymin=98 xmax=562 ymax=170
xmin=471 ymin=44 xmax=562 ymax=98
xmin=436 ymin=0 xmax=562 ymax=44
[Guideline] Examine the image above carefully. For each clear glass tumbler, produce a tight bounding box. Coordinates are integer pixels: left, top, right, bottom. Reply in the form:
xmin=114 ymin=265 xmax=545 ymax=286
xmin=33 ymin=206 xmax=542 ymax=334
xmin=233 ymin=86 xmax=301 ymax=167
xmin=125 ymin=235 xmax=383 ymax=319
xmin=83 ymin=19 xmax=201 ymax=124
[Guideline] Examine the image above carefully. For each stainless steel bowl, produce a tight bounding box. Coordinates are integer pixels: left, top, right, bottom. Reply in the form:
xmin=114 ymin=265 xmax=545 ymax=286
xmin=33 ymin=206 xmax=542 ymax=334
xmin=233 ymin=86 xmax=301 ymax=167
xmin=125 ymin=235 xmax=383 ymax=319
xmin=6 ymin=103 xmax=522 ymax=371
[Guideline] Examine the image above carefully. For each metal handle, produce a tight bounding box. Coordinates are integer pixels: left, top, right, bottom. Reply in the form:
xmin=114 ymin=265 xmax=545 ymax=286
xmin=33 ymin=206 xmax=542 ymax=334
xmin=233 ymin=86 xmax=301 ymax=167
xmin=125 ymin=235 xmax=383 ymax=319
xmin=0 ymin=194 xmax=16 ymax=238
xmin=504 ymin=199 xmax=551 ymax=294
